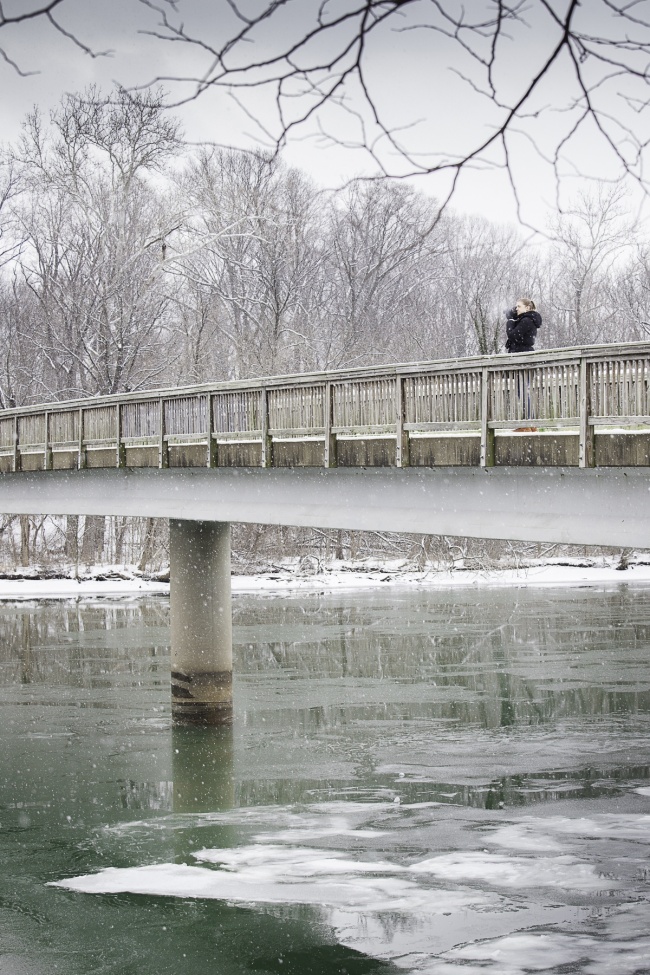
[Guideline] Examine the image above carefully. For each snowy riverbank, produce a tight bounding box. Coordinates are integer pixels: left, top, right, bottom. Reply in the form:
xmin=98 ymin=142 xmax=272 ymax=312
xmin=1 ymin=555 xmax=650 ymax=599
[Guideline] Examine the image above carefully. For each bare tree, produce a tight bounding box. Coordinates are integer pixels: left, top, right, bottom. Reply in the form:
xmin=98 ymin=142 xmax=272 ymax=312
xmin=3 ymin=86 xmax=184 ymax=565
xmin=543 ymin=186 xmax=634 ymax=346
xmin=9 ymin=86 xmax=183 ymax=400
xmin=170 ymin=148 xmax=325 ymax=379
xmin=315 ymin=180 xmax=444 ymax=367
xmin=608 ymin=245 xmax=650 ymax=342
xmin=441 ymin=216 xmax=527 ymax=355
xmin=138 ymin=1 xmax=650 ymax=217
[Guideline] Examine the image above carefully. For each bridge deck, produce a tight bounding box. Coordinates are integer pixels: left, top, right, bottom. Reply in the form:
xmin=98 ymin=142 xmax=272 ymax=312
xmin=2 ymin=342 xmax=650 ymax=473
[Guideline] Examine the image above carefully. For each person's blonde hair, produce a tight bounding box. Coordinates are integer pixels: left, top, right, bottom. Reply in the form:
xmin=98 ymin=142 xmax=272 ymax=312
xmin=518 ymin=297 xmax=536 ymax=311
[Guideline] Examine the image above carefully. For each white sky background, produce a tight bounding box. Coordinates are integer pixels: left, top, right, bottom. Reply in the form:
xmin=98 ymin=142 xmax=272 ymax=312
xmin=1 ymin=0 xmax=649 ymax=232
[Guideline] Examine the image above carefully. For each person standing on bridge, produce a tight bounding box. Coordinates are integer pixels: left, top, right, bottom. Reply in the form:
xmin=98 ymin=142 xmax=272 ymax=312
xmin=505 ymin=298 xmax=542 ymax=353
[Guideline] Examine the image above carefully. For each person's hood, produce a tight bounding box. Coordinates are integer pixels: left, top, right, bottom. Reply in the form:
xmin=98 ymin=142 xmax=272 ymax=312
xmin=525 ymin=310 xmax=542 ymax=329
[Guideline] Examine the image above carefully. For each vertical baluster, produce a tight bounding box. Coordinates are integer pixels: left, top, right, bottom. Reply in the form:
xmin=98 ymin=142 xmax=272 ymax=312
xmin=324 ymin=383 xmax=337 ymax=468
xmin=579 ymin=357 xmax=594 ymax=468
xmin=44 ymin=411 xmax=52 ymax=471
xmin=207 ymin=393 xmax=217 ymax=467
xmin=480 ymin=368 xmax=494 ymax=467
xmin=396 ymin=376 xmax=408 ymax=468
xmin=78 ymin=408 xmax=86 ymax=470
xmin=116 ymin=403 xmax=125 ymax=468
xmin=261 ymin=388 xmax=272 ymax=467
xmin=12 ymin=414 xmax=19 ymax=472
xmin=159 ymin=399 xmax=168 ymax=468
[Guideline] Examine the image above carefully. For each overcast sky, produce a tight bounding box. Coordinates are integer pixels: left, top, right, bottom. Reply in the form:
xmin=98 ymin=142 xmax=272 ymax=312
xmin=2 ymin=0 xmax=648 ymax=231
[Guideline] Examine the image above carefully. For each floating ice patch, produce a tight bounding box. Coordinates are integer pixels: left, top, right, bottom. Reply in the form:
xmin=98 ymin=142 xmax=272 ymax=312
xmin=249 ymin=810 xmax=392 ymax=843
xmin=51 ymin=845 xmax=495 ymax=914
xmin=482 ymin=822 xmax=564 ymax=853
xmin=433 ymin=930 xmax=650 ymax=975
xmin=253 ymin=827 xmax=389 ymax=842
xmin=102 ymin=800 xmax=400 ymax=836
xmin=487 ymin=815 xmax=650 ymax=850
xmin=194 ymin=843 xmax=401 ymax=876
xmin=409 ymin=851 xmax=613 ymax=890
xmin=635 ymin=787 xmax=650 ymax=797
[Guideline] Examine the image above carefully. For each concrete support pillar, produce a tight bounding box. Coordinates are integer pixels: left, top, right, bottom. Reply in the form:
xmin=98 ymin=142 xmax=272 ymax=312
xmin=169 ymin=519 xmax=233 ymax=725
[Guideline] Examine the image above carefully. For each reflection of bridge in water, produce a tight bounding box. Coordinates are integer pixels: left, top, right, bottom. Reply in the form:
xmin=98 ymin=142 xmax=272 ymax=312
xmin=2 ymin=342 xmax=650 ymax=724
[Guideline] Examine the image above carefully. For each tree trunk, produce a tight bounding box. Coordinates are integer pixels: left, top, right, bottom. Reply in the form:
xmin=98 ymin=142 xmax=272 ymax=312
xmin=20 ymin=516 xmax=30 ymax=567
xmin=114 ymin=517 xmax=128 ymax=565
xmin=138 ymin=518 xmax=157 ymax=572
xmin=65 ymin=515 xmax=79 ymax=564
xmin=335 ymin=529 xmax=344 ymax=560
xmin=81 ymin=515 xmax=105 ymax=565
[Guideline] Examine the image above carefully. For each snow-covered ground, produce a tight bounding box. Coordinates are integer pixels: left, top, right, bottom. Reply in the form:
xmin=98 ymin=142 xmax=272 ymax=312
xmin=1 ymin=555 xmax=650 ymax=599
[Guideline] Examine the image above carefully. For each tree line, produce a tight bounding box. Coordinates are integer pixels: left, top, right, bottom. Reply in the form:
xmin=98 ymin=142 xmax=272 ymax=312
xmin=0 ymin=87 xmax=646 ymax=570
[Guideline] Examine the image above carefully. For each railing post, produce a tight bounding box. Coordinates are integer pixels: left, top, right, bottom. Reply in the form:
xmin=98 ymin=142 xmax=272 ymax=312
xmin=77 ymin=408 xmax=86 ymax=470
xmin=261 ymin=388 xmax=272 ymax=468
xmin=44 ymin=411 xmax=52 ymax=471
xmin=324 ymin=382 xmax=337 ymax=468
xmin=159 ymin=398 xmax=168 ymax=469
xmin=116 ymin=404 xmax=126 ymax=468
xmin=480 ymin=367 xmax=495 ymax=468
xmin=396 ymin=376 xmax=409 ymax=468
xmin=579 ymin=357 xmax=594 ymax=468
xmin=12 ymin=415 xmax=19 ymax=473
xmin=207 ymin=393 xmax=217 ymax=468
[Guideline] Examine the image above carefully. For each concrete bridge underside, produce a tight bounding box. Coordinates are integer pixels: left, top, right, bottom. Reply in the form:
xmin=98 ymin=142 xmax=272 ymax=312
xmin=0 ymin=465 xmax=647 ymax=548
xmin=2 ymin=465 xmax=647 ymax=725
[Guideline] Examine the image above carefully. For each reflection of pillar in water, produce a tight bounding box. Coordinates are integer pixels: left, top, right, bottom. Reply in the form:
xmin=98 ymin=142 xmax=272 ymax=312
xmin=19 ymin=610 xmax=33 ymax=685
xmin=170 ymin=519 xmax=233 ymax=725
xmin=172 ymin=726 xmax=235 ymax=813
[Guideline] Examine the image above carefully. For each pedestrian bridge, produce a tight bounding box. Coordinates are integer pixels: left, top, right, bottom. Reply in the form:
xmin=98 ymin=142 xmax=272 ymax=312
xmin=0 ymin=341 xmax=649 ymax=548
xmin=2 ymin=341 xmax=649 ymax=724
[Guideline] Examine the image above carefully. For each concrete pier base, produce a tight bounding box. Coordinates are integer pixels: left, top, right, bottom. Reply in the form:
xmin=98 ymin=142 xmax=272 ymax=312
xmin=170 ymin=519 xmax=233 ymax=726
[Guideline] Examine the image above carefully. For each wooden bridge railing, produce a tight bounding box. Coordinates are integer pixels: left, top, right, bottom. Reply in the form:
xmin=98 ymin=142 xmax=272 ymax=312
xmin=2 ymin=342 xmax=650 ymax=473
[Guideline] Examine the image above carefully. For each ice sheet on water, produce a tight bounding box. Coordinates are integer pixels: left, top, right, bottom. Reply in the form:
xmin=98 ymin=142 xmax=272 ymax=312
xmin=56 ymin=801 xmax=650 ymax=973
xmin=101 ymin=799 xmax=401 ymax=835
xmin=428 ymin=930 xmax=650 ymax=975
xmin=195 ymin=843 xmax=401 ymax=875
xmin=409 ymin=851 xmax=613 ymax=891
xmin=251 ymin=827 xmax=389 ymax=842
xmin=51 ymin=849 xmax=494 ymax=914
xmin=487 ymin=814 xmax=650 ymax=850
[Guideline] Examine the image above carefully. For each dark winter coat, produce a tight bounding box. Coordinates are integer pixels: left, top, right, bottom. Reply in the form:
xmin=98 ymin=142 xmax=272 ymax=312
xmin=505 ymin=308 xmax=541 ymax=353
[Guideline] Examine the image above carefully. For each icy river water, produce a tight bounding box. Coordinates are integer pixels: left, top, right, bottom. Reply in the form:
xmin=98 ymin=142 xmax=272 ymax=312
xmin=1 ymin=583 xmax=650 ymax=975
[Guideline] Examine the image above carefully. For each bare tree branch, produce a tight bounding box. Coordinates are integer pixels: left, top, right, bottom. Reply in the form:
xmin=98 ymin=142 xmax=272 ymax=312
xmin=129 ymin=0 xmax=650 ymax=218
xmin=0 ymin=0 xmax=111 ymax=72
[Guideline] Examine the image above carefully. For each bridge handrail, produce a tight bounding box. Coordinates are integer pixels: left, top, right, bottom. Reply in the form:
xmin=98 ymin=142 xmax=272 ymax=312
xmin=1 ymin=340 xmax=650 ymax=416
xmin=2 ymin=340 xmax=650 ymax=471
